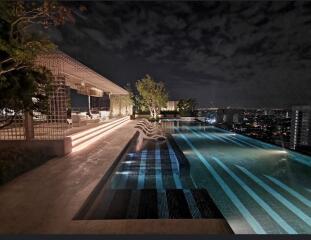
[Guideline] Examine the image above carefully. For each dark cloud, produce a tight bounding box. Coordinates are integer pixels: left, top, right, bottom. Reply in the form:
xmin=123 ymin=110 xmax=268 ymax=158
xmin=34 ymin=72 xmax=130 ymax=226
xmin=50 ymin=1 xmax=311 ymax=108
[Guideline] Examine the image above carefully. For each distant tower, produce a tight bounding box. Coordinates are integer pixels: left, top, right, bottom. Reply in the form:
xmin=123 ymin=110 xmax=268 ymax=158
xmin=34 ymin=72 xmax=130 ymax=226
xmin=290 ymin=105 xmax=311 ymax=150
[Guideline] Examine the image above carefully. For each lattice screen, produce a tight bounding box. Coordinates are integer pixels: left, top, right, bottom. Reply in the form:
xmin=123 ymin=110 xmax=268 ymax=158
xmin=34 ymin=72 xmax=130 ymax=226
xmin=0 ymin=51 xmax=129 ymax=141
xmin=33 ymin=75 xmax=68 ymax=140
xmin=0 ymin=75 xmax=68 ymax=140
xmin=0 ymin=113 xmax=25 ymax=140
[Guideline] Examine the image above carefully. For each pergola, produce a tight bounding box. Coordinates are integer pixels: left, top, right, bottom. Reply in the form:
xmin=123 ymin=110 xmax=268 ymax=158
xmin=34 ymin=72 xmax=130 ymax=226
xmin=36 ymin=51 xmax=128 ymax=96
xmin=0 ymin=51 xmax=131 ymax=142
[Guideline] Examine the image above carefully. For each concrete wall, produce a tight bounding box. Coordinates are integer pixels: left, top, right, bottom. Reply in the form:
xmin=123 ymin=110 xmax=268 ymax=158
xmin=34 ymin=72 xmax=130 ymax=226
xmin=161 ymin=101 xmax=179 ymax=111
xmin=110 ymin=94 xmax=133 ymax=117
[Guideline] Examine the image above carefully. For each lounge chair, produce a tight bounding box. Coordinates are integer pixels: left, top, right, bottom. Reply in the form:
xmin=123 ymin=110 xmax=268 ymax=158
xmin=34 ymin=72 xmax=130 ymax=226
xmin=135 ymin=128 xmax=166 ymax=141
xmin=136 ymin=122 xmax=157 ymax=129
xmin=135 ymin=119 xmax=166 ymax=151
xmin=136 ymin=119 xmax=164 ymax=132
xmin=137 ymin=119 xmax=161 ymax=130
xmin=135 ymin=120 xmax=166 ymax=140
xmin=135 ymin=126 xmax=163 ymax=136
xmin=135 ymin=124 xmax=163 ymax=135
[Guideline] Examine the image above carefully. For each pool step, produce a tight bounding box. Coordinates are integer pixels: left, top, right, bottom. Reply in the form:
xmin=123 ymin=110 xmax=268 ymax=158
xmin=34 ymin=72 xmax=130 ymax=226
xmin=117 ymin=167 xmax=179 ymax=175
xmin=167 ymin=134 xmax=190 ymax=174
xmin=77 ymin=188 xmax=223 ymax=220
xmin=70 ymin=116 xmax=130 ymax=150
xmin=120 ymin=150 xmax=180 ymax=174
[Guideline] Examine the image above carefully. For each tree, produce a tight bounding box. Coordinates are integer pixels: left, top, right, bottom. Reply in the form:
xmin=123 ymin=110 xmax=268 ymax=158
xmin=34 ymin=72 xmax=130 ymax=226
xmin=136 ymin=74 xmax=168 ymax=119
xmin=0 ymin=0 xmax=74 ymax=76
xmin=0 ymin=66 xmax=53 ymax=128
xmin=177 ymin=98 xmax=197 ymax=117
xmin=0 ymin=0 xmax=74 ymax=128
xmin=125 ymin=82 xmax=143 ymax=115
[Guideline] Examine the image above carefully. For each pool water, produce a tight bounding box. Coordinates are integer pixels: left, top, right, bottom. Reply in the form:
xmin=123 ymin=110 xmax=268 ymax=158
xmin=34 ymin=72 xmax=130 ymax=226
xmin=76 ymin=120 xmax=311 ymax=234
xmin=164 ymin=121 xmax=311 ymax=234
xmin=76 ymin=132 xmax=224 ymax=220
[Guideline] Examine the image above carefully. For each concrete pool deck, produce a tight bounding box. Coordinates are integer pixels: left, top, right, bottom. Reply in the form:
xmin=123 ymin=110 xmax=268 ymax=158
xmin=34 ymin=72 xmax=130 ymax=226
xmin=0 ymin=120 xmax=231 ymax=234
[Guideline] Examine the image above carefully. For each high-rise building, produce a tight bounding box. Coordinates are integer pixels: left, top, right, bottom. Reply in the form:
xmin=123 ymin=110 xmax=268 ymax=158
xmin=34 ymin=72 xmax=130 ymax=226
xmin=290 ymin=105 xmax=311 ymax=150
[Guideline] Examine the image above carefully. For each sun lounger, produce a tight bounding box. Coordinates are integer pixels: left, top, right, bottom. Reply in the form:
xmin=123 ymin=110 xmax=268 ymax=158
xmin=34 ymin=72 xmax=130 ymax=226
xmin=135 ymin=128 xmax=166 ymax=141
xmin=135 ymin=124 xmax=163 ymax=135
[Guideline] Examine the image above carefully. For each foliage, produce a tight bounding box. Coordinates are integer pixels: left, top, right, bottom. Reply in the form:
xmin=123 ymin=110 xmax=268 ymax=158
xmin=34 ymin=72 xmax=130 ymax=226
xmin=0 ymin=66 xmax=53 ymax=128
xmin=124 ymin=82 xmax=144 ymax=114
xmin=0 ymin=0 xmax=74 ymax=128
xmin=161 ymin=110 xmax=179 ymax=115
xmin=136 ymin=74 xmax=168 ymax=119
xmin=0 ymin=0 xmax=74 ymax=76
xmin=177 ymin=98 xmax=197 ymax=117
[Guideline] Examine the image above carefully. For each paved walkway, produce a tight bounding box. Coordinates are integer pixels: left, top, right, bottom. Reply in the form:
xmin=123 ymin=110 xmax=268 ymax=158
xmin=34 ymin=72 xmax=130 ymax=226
xmin=0 ymin=120 xmax=231 ymax=234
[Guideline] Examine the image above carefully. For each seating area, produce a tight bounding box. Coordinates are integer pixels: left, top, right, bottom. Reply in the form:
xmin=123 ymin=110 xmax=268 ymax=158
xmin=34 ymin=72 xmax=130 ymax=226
xmin=71 ymin=113 xmax=99 ymax=127
xmin=69 ymin=109 xmax=111 ymax=127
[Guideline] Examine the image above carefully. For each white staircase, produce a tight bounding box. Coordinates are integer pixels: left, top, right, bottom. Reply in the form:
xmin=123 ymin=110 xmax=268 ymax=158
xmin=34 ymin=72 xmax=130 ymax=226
xmin=70 ymin=116 xmax=130 ymax=152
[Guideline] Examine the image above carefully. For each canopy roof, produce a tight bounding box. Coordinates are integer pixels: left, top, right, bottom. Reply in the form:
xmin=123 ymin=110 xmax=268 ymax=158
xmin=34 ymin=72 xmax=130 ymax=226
xmin=36 ymin=51 xmax=128 ymax=95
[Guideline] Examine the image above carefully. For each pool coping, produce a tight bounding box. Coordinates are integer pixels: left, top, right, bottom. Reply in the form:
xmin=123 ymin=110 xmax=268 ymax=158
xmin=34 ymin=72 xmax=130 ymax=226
xmin=74 ymin=131 xmax=140 ymax=220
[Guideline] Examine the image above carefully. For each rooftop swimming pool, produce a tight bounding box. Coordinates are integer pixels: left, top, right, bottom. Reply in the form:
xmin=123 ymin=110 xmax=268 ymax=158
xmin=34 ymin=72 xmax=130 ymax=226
xmin=76 ymin=120 xmax=311 ymax=234
xmin=164 ymin=120 xmax=311 ymax=234
xmin=76 ymin=130 xmax=225 ymax=222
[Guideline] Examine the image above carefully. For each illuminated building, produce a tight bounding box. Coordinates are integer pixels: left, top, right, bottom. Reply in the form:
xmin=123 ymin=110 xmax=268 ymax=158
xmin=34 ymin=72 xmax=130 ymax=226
xmin=290 ymin=105 xmax=311 ymax=150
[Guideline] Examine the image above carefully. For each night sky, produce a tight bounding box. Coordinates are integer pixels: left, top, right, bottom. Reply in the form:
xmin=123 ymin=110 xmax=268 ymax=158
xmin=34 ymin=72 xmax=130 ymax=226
xmin=48 ymin=1 xmax=311 ymax=108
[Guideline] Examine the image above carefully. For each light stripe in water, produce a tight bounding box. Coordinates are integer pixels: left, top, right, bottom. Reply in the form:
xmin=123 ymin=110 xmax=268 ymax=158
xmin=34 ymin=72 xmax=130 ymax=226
xmin=167 ymin=142 xmax=180 ymax=173
xmin=230 ymin=135 xmax=261 ymax=149
xmin=183 ymin=189 xmax=202 ymax=218
xmin=215 ymin=134 xmax=245 ymax=147
xmin=167 ymin=142 xmax=183 ymax=189
xmin=189 ymin=126 xmax=259 ymax=150
xmin=194 ymin=127 xmax=214 ymax=140
xmin=126 ymin=190 xmax=140 ymax=218
xmin=157 ymin=190 xmax=169 ymax=218
xmin=192 ymin=127 xmax=245 ymax=147
xmin=117 ymin=156 xmax=132 ymax=188
xmin=229 ymin=128 xmax=311 ymax=167
xmin=176 ymin=128 xmax=266 ymax=234
xmin=237 ymin=165 xmax=311 ymax=227
xmin=265 ymin=176 xmax=311 ymax=208
xmin=288 ymin=154 xmax=311 ymax=167
xmin=211 ymin=157 xmax=297 ymax=234
xmin=216 ymin=128 xmax=269 ymax=148
xmin=214 ymin=127 xmax=270 ymax=150
xmin=216 ymin=128 xmax=311 ymax=167
xmin=155 ymin=144 xmax=163 ymax=189
xmin=137 ymin=150 xmax=147 ymax=189
xmin=201 ymin=131 xmax=230 ymax=144
xmin=188 ymin=128 xmax=203 ymax=139
xmin=204 ymin=132 xmax=230 ymax=144
xmin=190 ymin=174 xmax=198 ymax=188
xmin=172 ymin=174 xmax=182 ymax=189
